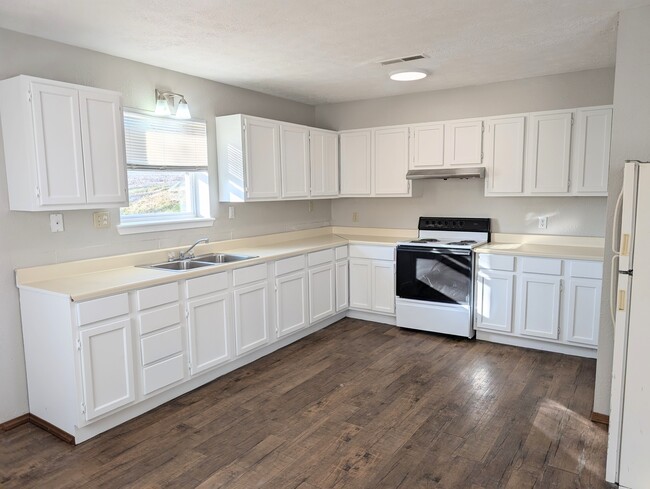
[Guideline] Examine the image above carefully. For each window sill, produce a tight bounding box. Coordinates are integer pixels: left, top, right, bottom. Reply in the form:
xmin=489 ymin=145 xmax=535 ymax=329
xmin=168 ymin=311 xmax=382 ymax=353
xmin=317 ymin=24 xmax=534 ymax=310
xmin=117 ymin=217 xmax=215 ymax=235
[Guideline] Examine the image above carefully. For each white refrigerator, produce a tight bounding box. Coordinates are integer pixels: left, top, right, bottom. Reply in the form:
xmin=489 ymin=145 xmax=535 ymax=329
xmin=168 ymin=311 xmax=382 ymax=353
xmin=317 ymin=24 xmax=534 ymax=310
xmin=607 ymin=160 xmax=650 ymax=487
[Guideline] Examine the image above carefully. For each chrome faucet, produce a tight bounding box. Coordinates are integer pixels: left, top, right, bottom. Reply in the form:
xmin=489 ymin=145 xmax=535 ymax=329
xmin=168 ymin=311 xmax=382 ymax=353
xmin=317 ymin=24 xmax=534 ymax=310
xmin=177 ymin=238 xmax=209 ymax=260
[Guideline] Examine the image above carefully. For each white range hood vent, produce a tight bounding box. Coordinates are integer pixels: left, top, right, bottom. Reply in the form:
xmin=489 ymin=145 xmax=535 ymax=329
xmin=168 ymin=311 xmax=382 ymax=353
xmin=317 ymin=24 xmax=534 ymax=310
xmin=406 ymin=167 xmax=486 ymax=180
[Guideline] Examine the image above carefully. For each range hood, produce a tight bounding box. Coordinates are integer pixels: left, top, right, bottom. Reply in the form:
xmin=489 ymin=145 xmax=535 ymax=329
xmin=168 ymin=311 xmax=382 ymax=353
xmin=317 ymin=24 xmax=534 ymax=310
xmin=406 ymin=167 xmax=485 ymax=180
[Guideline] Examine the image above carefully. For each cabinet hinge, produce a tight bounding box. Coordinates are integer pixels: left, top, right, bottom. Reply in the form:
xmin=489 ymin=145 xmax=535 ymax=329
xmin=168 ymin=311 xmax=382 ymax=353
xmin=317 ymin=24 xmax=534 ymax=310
xmin=185 ymin=306 xmax=190 ymax=319
xmin=80 ymin=402 xmax=86 ymax=414
xmin=188 ymin=360 xmax=192 ymax=373
xmin=76 ymin=338 xmax=82 ymax=351
xmin=242 ymin=123 xmax=246 ymax=131
xmin=35 ymin=186 xmax=40 ymax=199
xmin=27 ymin=90 xmax=32 ymax=103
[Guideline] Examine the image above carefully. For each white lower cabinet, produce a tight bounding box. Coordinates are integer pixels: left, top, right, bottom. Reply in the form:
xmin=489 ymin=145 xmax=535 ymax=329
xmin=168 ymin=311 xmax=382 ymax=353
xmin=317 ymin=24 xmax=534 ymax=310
xmin=475 ymin=253 xmax=602 ymax=357
xmin=519 ymin=274 xmax=562 ymax=340
xmin=308 ymin=263 xmax=335 ymax=324
xmin=79 ymin=318 xmax=135 ymax=421
xmin=187 ymin=292 xmax=231 ymax=375
xmin=276 ymin=271 xmax=309 ymax=337
xmin=335 ymin=259 xmax=349 ymax=312
xmin=233 ymin=281 xmax=270 ymax=356
xmin=348 ymin=245 xmax=396 ymax=316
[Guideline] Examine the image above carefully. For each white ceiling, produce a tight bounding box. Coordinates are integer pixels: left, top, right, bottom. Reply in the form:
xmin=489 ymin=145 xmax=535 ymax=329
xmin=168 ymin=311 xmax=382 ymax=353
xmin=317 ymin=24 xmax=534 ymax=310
xmin=0 ymin=0 xmax=648 ymax=105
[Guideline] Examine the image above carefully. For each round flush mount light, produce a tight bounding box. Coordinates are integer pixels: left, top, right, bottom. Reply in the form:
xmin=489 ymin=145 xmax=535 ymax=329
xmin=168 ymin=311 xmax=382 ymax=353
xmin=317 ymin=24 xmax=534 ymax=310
xmin=389 ymin=70 xmax=428 ymax=81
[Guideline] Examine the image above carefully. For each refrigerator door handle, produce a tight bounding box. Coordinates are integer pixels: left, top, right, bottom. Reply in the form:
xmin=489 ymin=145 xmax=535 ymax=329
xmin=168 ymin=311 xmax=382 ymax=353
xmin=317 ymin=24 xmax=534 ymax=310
xmin=611 ymin=255 xmax=620 ymax=326
xmin=612 ymin=189 xmax=624 ymax=254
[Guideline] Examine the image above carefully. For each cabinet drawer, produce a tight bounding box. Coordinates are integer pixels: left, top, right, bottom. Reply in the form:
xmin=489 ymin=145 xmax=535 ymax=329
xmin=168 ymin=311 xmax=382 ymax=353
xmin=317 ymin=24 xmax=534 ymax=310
xmin=139 ymin=304 xmax=181 ymax=335
xmin=478 ymin=254 xmax=515 ymax=272
xmin=77 ymin=293 xmax=129 ymax=326
xmin=349 ymin=244 xmax=394 ymax=261
xmin=142 ymin=354 xmax=184 ymax=395
xmin=308 ymin=249 xmax=334 ymax=267
xmin=233 ymin=263 xmax=267 ymax=286
xmin=521 ymin=257 xmax=562 ymax=275
xmin=141 ymin=326 xmax=183 ymax=366
xmin=569 ymin=260 xmax=603 ymax=279
xmin=275 ymin=255 xmax=306 ymax=276
xmin=335 ymin=246 xmax=349 ymax=260
xmin=136 ymin=283 xmax=179 ymax=310
xmin=186 ymin=272 xmax=228 ymax=298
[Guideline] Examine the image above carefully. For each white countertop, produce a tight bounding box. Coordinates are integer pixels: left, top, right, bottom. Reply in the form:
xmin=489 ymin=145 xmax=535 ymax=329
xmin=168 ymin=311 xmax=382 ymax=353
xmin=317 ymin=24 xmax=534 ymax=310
xmin=476 ymin=242 xmax=604 ymax=261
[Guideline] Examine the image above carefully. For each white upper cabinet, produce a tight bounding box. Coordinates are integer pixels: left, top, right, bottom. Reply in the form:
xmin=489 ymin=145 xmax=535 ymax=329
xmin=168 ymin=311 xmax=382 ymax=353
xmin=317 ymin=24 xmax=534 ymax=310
xmin=340 ymin=130 xmax=372 ymax=196
xmin=410 ymin=123 xmax=444 ymax=169
xmin=309 ymin=129 xmax=339 ymax=198
xmin=0 ymin=75 xmax=127 ymax=211
xmin=527 ymin=110 xmax=573 ymax=194
xmin=572 ymin=107 xmax=612 ymax=195
xmin=444 ymin=119 xmax=484 ymax=166
xmin=244 ymin=117 xmax=282 ymax=200
xmin=484 ymin=115 xmax=526 ymax=196
xmin=280 ymin=124 xmax=310 ymax=199
xmin=373 ymin=126 xmax=411 ymax=196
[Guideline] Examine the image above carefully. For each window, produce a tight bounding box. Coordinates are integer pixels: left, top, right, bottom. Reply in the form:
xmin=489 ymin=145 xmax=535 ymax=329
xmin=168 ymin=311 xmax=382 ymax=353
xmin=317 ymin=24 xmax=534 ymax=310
xmin=118 ymin=110 xmax=212 ymax=233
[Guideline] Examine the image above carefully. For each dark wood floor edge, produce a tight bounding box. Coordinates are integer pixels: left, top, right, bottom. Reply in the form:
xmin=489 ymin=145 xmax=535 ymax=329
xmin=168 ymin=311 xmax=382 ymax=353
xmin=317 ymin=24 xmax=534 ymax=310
xmin=591 ymin=411 xmax=610 ymax=426
xmin=27 ymin=414 xmax=76 ymax=444
xmin=0 ymin=413 xmax=30 ymax=431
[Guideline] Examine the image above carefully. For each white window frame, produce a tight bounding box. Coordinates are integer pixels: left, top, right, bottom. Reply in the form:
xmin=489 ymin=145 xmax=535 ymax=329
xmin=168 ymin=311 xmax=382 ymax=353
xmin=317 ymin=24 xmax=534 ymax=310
xmin=117 ymin=109 xmax=214 ymax=235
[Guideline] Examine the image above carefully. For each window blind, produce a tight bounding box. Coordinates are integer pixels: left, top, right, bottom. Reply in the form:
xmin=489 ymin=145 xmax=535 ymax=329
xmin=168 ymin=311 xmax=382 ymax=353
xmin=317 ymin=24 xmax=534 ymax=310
xmin=123 ymin=111 xmax=208 ymax=171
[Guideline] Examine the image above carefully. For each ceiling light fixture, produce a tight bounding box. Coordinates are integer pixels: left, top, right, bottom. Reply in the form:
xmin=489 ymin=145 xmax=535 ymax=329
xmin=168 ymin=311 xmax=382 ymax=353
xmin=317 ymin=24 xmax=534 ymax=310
xmin=154 ymin=89 xmax=192 ymax=119
xmin=389 ymin=70 xmax=428 ymax=81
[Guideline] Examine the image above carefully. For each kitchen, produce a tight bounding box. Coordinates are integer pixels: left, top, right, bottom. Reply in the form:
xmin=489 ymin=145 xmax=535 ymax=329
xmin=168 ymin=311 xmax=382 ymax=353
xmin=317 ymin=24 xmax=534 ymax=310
xmin=0 ymin=1 xmax=649 ymax=488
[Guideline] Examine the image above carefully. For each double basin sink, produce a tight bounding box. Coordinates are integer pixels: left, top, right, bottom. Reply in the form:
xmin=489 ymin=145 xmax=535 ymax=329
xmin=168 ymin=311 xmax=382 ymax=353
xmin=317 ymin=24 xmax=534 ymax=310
xmin=141 ymin=253 xmax=258 ymax=272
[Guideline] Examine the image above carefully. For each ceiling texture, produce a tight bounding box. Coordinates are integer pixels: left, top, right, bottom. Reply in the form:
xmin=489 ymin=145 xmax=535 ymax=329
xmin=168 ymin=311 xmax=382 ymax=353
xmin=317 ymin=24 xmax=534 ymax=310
xmin=0 ymin=0 xmax=649 ymax=104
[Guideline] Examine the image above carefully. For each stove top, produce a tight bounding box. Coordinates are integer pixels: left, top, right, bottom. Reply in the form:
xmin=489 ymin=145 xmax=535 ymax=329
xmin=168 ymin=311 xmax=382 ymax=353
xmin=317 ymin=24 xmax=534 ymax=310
xmin=398 ymin=217 xmax=491 ymax=250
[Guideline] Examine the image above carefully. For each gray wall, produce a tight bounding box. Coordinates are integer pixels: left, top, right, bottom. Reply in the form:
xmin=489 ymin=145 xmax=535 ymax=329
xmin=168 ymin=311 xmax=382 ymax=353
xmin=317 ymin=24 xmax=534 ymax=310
xmin=0 ymin=28 xmax=325 ymax=423
xmin=594 ymin=6 xmax=650 ymax=415
xmin=316 ymin=69 xmax=614 ymax=235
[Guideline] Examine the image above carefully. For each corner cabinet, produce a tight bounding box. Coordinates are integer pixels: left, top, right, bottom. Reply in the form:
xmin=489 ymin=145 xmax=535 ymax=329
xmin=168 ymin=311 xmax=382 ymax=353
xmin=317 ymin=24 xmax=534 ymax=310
xmin=475 ymin=253 xmax=602 ymax=358
xmin=216 ymin=114 xmax=339 ymax=202
xmin=0 ymin=75 xmax=128 ymax=211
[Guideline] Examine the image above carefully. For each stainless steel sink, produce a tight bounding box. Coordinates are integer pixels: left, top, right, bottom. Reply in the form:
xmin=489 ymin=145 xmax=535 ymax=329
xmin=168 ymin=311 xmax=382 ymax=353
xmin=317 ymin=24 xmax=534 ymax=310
xmin=141 ymin=253 xmax=257 ymax=272
xmin=144 ymin=260 xmax=216 ymax=271
xmin=193 ymin=253 xmax=258 ymax=263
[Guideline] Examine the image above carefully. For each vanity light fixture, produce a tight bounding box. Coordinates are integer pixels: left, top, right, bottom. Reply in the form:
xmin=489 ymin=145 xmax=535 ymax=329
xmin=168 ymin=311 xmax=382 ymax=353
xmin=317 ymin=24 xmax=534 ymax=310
xmin=389 ymin=69 xmax=428 ymax=81
xmin=154 ymin=89 xmax=192 ymax=119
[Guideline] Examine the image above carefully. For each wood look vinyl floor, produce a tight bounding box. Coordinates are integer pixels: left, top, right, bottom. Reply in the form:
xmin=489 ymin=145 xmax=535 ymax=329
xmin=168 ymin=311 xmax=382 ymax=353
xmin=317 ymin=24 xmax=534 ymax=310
xmin=0 ymin=319 xmax=613 ymax=489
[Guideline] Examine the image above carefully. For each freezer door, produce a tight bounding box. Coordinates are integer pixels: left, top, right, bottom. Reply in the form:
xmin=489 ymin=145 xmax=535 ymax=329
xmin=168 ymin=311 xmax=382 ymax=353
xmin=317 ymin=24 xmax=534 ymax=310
xmin=618 ymin=162 xmax=639 ymax=272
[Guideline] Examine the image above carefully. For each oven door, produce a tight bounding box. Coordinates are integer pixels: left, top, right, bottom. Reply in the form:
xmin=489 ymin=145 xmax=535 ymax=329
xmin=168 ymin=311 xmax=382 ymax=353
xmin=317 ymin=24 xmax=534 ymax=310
xmin=396 ymin=245 xmax=473 ymax=305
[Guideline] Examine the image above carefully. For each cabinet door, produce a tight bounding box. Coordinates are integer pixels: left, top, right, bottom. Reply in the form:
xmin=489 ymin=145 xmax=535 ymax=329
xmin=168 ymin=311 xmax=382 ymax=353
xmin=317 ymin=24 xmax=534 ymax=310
xmin=30 ymin=82 xmax=87 ymax=205
xmin=372 ymin=260 xmax=395 ymax=314
xmin=528 ymin=111 xmax=572 ymax=194
xmin=187 ymin=292 xmax=231 ymax=375
xmin=373 ymin=127 xmax=411 ymax=196
xmin=280 ymin=124 xmax=310 ymax=198
xmin=308 ymin=263 xmax=335 ymax=324
xmin=79 ymin=90 xmax=127 ymax=204
xmin=310 ymin=130 xmax=339 ymax=197
xmin=410 ymin=123 xmax=444 ymax=169
xmin=484 ymin=116 xmax=526 ymax=195
xmin=243 ymin=117 xmax=281 ymax=200
xmin=340 ymin=130 xmax=371 ymax=196
xmin=475 ymin=270 xmax=515 ymax=332
xmin=349 ymin=258 xmax=372 ymax=310
xmin=233 ymin=282 xmax=270 ymax=355
xmin=566 ymin=278 xmax=601 ymax=346
xmin=336 ymin=260 xmax=349 ymax=312
xmin=573 ymin=107 xmax=612 ymax=195
xmin=276 ymin=271 xmax=309 ymax=337
xmin=444 ymin=119 xmax=483 ymax=166
xmin=79 ymin=318 xmax=135 ymax=421
xmin=519 ymin=274 xmax=562 ymax=340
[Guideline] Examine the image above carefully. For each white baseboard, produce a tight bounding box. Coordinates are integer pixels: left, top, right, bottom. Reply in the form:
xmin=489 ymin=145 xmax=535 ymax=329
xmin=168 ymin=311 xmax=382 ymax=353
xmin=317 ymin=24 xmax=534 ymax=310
xmin=476 ymin=330 xmax=597 ymax=358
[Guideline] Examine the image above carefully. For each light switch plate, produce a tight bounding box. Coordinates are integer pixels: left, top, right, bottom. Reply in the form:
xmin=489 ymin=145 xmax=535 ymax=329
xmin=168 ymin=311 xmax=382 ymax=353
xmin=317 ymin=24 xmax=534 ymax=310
xmin=538 ymin=217 xmax=548 ymax=229
xmin=228 ymin=206 xmax=235 ymax=219
xmin=50 ymin=213 xmax=64 ymax=232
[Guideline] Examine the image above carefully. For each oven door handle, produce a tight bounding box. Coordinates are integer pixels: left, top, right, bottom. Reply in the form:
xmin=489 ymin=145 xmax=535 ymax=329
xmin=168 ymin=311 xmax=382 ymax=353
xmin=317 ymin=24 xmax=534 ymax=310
xmin=397 ymin=246 xmax=472 ymax=256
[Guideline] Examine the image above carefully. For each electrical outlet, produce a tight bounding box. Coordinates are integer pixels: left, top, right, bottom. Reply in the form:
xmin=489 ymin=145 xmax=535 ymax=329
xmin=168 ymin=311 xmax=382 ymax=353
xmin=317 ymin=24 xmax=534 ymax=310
xmin=352 ymin=212 xmax=359 ymax=223
xmin=93 ymin=211 xmax=110 ymax=229
xmin=49 ymin=213 xmax=64 ymax=232
xmin=538 ymin=217 xmax=548 ymax=229
xmin=228 ymin=206 xmax=235 ymax=219
xmin=308 ymin=201 xmax=314 ymax=213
